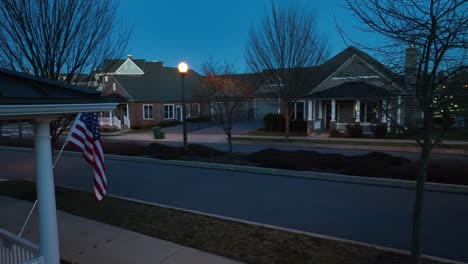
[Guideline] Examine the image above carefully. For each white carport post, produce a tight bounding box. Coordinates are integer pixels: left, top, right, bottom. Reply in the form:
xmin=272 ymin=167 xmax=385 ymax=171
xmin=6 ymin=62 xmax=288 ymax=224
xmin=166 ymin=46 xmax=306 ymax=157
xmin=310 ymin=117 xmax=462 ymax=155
xmin=381 ymin=100 xmax=388 ymax=123
xmin=331 ymin=99 xmax=336 ymax=122
xmin=397 ymin=96 xmax=402 ymax=125
xmin=34 ymin=119 xmax=60 ymax=264
xmin=307 ymin=100 xmax=313 ymax=121
xmin=355 ymin=100 xmax=361 ymax=122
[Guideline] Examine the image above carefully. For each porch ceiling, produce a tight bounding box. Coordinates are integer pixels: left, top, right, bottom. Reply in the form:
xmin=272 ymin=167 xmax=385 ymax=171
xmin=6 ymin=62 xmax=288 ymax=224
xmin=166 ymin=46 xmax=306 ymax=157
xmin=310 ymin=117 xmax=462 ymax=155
xmin=306 ymin=82 xmax=399 ymax=100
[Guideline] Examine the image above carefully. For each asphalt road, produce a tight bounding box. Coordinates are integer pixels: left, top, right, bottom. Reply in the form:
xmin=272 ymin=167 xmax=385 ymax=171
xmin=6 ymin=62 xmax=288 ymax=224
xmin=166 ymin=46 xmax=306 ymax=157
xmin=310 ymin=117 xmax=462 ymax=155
xmin=1 ymin=148 xmax=467 ymax=262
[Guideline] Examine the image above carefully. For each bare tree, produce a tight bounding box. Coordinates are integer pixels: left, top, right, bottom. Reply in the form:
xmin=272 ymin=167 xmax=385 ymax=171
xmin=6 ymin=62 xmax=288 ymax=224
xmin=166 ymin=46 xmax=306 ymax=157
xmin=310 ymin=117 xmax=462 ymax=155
xmin=345 ymin=1 xmax=467 ymax=263
xmin=245 ymin=1 xmax=328 ymax=139
xmin=0 ymin=0 xmax=130 ymax=142
xmin=201 ymin=58 xmax=256 ymax=152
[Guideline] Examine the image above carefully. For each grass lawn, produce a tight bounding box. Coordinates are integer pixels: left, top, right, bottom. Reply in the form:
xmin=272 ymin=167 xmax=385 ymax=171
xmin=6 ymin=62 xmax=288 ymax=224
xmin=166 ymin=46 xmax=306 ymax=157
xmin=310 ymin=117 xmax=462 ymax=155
xmin=233 ymin=136 xmax=468 ymax=150
xmin=0 ymin=180 xmax=445 ymax=264
xmin=246 ymin=129 xmax=290 ymax=137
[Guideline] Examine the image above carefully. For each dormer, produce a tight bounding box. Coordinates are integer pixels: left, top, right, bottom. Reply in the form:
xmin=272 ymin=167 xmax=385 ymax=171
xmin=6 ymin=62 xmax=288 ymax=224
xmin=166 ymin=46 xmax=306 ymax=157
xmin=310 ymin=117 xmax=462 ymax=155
xmin=114 ymin=55 xmax=144 ymax=75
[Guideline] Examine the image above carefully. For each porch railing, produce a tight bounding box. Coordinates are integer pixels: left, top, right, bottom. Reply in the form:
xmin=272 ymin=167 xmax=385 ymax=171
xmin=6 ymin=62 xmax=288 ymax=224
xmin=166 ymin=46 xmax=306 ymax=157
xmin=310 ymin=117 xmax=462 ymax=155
xmin=334 ymin=122 xmax=375 ymax=134
xmin=123 ymin=116 xmax=130 ymax=128
xmin=112 ymin=116 xmax=121 ymax=130
xmin=0 ymin=228 xmax=41 ymax=264
xmin=99 ymin=117 xmax=110 ymax=126
xmin=99 ymin=117 xmax=122 ymax=130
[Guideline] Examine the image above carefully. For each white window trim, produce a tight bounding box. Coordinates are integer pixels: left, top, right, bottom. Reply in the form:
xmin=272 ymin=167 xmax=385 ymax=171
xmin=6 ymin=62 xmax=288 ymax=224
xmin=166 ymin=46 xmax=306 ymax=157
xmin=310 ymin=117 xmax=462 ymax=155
xmin=143 ymin=104 xmax=154 ymax=120
xmin=164 ymin=104 xmax=175 ymax=119
xmin=294 ymin=100 xmax=305 ymax=120
xmin=185 ymin=104 xmax=191 ymax=118
xmin=194 ymin=103 xmax=200 ymax=116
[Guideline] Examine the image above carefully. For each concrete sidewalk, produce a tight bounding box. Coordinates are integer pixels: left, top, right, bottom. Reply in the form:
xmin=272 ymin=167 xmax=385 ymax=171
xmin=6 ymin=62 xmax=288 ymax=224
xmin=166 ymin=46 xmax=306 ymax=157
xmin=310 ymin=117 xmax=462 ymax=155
xmin=0 ymin=196 xmax=243 ymax=264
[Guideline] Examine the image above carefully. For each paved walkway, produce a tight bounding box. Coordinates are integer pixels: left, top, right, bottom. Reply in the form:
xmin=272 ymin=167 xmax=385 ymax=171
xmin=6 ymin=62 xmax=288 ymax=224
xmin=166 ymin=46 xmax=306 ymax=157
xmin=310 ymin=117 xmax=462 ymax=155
xmin=0 ymin=195 xmax=243 ymax=264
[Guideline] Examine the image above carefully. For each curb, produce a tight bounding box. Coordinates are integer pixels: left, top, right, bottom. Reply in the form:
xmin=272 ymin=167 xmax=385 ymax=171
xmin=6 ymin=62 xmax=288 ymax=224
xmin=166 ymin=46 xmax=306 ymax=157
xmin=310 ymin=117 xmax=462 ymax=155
xmin=1 ymin=146 xmax=468 ymax=194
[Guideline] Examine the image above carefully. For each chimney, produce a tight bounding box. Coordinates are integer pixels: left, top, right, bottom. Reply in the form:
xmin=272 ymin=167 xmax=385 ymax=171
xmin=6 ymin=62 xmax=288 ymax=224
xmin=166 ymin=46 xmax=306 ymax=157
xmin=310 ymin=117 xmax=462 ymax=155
xmin=127 ymin=54 xmax=133 ymax=59
xmin=405 ymin=46 xmax=418 ymax=88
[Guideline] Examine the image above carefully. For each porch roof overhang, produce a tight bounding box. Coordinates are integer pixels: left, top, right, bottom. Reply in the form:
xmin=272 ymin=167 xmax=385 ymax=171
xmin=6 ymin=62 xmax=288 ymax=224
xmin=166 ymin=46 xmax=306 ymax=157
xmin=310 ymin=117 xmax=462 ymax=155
xmin=0 ymin=67 xmax=120 ymax=119
xmin=305 ymin=82 xmax=399 ymax=100
xmin=0 ymin=67 xmax=119 ymax=264
xmin=0 ymin=103 xmax=117 ymax=119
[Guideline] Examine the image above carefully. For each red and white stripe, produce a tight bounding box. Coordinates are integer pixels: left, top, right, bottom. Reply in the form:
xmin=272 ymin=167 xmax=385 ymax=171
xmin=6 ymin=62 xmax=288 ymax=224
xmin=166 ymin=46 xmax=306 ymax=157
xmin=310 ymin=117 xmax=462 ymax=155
xmin=66 ymin=113 xmax=107 ymax=201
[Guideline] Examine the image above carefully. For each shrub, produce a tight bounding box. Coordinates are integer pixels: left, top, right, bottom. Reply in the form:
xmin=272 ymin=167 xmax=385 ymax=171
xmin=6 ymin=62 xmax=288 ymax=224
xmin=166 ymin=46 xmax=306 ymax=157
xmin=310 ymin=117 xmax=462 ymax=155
xmin=372 ymin=123 xmax=387 ymax=138
xmin=158 ymin=120 xmax=182 ymax=127
xmin=290 ymin=120 xmax=308 ymax=135
xmin=263 ymin=113 xmax=285 ymax=131
xmin=100 ymin=126 xmax=119 ymax=133
xmin=345 ymin=123 xmax=363 ymax=138
xmin=329 ymin=128 xmax=341 ymax=137
xmin=187 ymin=116 xmax=210 ymax=122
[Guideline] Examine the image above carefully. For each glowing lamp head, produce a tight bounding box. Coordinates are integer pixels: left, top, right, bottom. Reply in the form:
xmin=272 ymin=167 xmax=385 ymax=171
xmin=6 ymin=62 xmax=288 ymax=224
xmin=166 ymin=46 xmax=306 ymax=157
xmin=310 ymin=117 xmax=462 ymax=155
xmin=178 ymin=62 xmax=188 ymax=74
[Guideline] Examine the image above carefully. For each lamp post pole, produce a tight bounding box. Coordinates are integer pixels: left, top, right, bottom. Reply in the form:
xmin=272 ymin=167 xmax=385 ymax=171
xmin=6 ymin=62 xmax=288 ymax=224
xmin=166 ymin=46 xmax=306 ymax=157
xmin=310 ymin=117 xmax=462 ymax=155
xmin=178 ymin=62 xmax=188 ymax=149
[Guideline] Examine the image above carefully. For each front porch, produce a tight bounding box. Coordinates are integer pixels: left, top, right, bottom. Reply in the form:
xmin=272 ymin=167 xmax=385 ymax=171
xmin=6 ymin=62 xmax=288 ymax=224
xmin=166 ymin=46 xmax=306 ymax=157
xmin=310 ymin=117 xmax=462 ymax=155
xmin=304 ymin=98 xmax=401 ymax=135
xmin=99 ymin=103 xmax=130 ymax=130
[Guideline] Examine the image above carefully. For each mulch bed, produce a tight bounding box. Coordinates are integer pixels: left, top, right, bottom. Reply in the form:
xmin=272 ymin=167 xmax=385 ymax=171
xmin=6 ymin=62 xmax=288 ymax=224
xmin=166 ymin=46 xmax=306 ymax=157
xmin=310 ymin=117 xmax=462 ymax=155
xmin=1 ymin=137 xmax=467 ymax=186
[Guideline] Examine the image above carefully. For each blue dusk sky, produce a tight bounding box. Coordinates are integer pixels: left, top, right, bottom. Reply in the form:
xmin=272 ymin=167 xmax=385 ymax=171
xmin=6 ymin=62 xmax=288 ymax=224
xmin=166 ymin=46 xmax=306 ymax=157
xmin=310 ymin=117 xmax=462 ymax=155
xmin=117 ymin=0 xmax=381 ymax=73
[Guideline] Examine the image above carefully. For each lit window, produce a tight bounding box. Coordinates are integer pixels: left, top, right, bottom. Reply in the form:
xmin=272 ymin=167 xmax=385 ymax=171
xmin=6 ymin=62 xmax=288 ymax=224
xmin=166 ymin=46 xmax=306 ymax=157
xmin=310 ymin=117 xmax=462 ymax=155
xmin=143 ymin=104 xmax=153 ymax=119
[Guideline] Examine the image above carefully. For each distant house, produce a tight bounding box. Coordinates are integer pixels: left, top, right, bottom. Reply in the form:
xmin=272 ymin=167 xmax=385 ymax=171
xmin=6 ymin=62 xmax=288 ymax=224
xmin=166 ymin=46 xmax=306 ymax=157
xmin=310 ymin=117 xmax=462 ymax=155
xmin=200 ymin=73 xmax=261 ymax=121
xmin=253 ymin=47 xmax=407 ymax=133
xmin=98 ymin=55 xmax=203 ymax=129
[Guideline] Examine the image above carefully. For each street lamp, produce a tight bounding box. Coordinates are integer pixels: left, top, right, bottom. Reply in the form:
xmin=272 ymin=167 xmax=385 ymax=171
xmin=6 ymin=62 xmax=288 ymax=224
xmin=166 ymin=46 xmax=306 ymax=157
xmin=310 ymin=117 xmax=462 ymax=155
xmin=178 ymin=62 xmax=188 ymax=149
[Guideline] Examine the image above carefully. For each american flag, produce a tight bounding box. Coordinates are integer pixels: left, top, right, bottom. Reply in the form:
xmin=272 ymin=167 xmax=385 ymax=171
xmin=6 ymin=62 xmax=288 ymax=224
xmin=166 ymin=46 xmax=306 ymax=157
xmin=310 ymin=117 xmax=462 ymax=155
xmin=66 ymin=113 xmax=107 ymax=201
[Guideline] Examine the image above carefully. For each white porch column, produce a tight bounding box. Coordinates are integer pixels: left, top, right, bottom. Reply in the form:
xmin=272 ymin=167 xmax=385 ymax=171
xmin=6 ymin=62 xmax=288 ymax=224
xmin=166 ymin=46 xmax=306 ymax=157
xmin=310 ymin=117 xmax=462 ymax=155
xmin=307 ymin=100 xmax=312 ymax=121
xmin=355 ymin=100 xmax=361 ymax=122
xmin=109 ymin=110 xmax=113 ymax=126
xmin=312 ymin=100 xmax=315 ymax=120
xmin=381 ymin=100 xmax=388 ymax=123
xmin=126 ymin=104 xmax=131 ymax=128
xmin=318 ymin=100 xmax=322 ymax=119
xmin=35 ymin=119 xmax=60 ymax=264
xmin=397 ymin=96 xmax=402 ymax=125
xmin=331 ymin=99 xmax=336 ymax=122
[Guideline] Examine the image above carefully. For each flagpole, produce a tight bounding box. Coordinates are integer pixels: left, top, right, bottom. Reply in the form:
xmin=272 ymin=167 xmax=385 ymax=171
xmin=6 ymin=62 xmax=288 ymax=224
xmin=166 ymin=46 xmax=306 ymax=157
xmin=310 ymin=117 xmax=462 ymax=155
xmin=52 ymin=139 xmax=68 ymax=168
xmin=18 ymin=199 xmax=37 ymax=237
xmin=18 ymin=116 xmax=77 ymax=237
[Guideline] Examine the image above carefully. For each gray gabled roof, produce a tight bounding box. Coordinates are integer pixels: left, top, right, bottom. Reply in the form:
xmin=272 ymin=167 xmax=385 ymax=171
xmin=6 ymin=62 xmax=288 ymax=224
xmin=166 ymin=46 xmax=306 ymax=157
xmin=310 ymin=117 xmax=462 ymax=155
xmin=307 ymin=46 xmax=402 ymax=92
xmin=306 ymin=82 xmax=399 ymax=99
xmin=110 ymin=64 xmax=202 ymax=101
xmin=254 ymin=46 xmax=402 ymax=98
xmin=101 ymin=59 xmax=147 ymax=73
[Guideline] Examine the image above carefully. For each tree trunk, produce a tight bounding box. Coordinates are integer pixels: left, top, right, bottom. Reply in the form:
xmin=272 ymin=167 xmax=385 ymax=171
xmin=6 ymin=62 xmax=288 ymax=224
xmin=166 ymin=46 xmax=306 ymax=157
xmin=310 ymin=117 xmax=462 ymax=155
xmin=411 ymin=117 xmax=432 ymax=264
xmin=227 ymin=133 xmax=232 ymax=153
xmin=284 ymin=108 xmax=290 ymax=140
xmin=18 ymin=122 xmax=23 ymax=141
